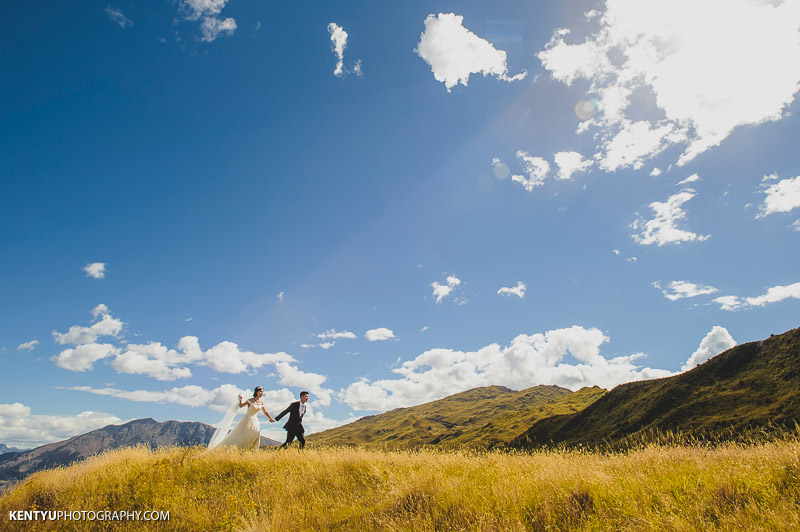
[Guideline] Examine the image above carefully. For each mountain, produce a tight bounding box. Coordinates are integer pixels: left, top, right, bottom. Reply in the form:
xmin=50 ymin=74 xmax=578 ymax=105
xmin=308 ymin=384 xmax=603 ymax=449
xmin=0 ymin=418 xmax=280 ymax=485
xmin=0 ymin=444 xmax=27 ymax=455
xmin=512 ymin=326 xmax=800 ymax=449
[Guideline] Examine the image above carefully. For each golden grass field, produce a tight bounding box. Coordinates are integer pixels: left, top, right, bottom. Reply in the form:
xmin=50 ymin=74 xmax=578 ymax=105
xmin=1 ymin=439 xmax=799 ymax=531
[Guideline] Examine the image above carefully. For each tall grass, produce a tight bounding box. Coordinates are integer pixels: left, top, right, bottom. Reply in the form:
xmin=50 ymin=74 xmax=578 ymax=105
xmin=1 ymin=439 xmax=799 ymax=531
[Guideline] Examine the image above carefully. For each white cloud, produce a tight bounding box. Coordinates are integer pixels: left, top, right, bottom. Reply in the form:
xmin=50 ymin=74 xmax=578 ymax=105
xmin=317 ymin=329 xmax=357 ymax=340
xmin=84 ymin=263 xmax=106 ymax=279
xmin=179 ymin=0 xmax=235 ymax=42
xmin=431 ymin=274 xmax=462 ymax=303
xmin=178 ymin=336 xmax=295 ymax=374
xmin=0 ymin=402 xmax=126 ymax=448
xmin=653 ymin=280 xmax=718 ymax=301
xmin=793 ymin=219 xmax=800 ymax=232
xmin=715 ymin=281 xmax=800 ymax=311
xmin=758 ymin=175 xmax=800 ymax=218
xmin=181 ymin=0 xmax=227 ymax=20
xmin=51 ymin=343 xmax=120 ymax=372
xmin=626 ymin=256 xmax=638 ymax=263
xmin=631 ymin=188 xmax=710 ymax=246
xmin=365 ymin=328 xmax=395 ymax=341
xmin=681 ymin=326 xmax=736 ymax=371
xmin=275 ymin=362 xmax=333 ymax=407
xmin=538 ymin=0 xmax=800 ymax=169
xmin=277 ymin=291 xmax=285 ymax=303
xmin=554 ymin=151 xmax=593 ymax=180
xmin=612 ymin=249 xmax=621 ymax=255
xmin=110 ymin=343 xmax=194 ymax=381
xmin=677 ymin=173 xmax=700 ymax=186
xmin=91 ymin=303 xmax=109 ymax=319
xmin=414 ymin=13 xmax=526 ymax=91
xmin=713 ymin=295 xmax=745 ymax=312
xmin=745 ymin=281 xmax=800 ymax=307
xmin=340 ymin=325 xmax=672 ymax=411
xmin=200 ymin=16 xmax=236 ymax=42
xmin=512 ymin=151 xmax=550 ymax=191
xmin=52 ymin=307 xmax=124 ymax=345
xmin=497 ymin=281 xmax=527 ymax=299
xmin=650 ymin=168 xmax=662 ymax=177
xmin=51 ymin=308 xmax=294 ymax=378
xmin=105 ymin=6 xmax=132 ymax=29
xmin=327 ymin=23 xmax=361 ymax=77
xmin=17 ymin=340 xmax=39 ymax=351
xmin=420 ymin=326 xmax=430 ymax=332
xmin=319 ymin=342 xmax=335 ymax=350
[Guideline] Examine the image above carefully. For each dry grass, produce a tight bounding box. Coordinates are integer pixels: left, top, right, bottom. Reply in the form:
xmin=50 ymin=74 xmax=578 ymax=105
xmin=1 ymin=440 xmax=799 ymax=531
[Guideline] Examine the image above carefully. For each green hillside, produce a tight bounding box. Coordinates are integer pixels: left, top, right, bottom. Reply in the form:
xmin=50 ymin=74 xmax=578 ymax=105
xmin=513 ymin=326 xmax=800 ymax=449
xmin=437 ymin=386 xmax=606 ymax=449
xmin=309 ymin=384 xmax=588 ymax=448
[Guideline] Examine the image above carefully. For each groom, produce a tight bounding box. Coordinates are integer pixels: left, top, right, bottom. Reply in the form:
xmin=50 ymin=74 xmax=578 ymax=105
xmin=275 ymin=391 xmax=309 ymax=449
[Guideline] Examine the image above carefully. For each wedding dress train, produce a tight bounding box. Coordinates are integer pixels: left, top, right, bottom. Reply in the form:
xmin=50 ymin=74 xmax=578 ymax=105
xmin=208 ymin=400 xmax=262 ymax=450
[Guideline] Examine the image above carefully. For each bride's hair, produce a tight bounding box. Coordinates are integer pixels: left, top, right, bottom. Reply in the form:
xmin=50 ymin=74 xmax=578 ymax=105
xmin=253 ymin=386 xmax=263 ymax=398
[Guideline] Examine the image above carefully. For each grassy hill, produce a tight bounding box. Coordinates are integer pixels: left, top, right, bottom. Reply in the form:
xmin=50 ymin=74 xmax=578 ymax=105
xmin=2 ymin=442 xmax=799 ymax=530
xmin=513 ymin=326 xmax=800 ymax=449
xmin=308 ymin=384 xmax=592 ymax=448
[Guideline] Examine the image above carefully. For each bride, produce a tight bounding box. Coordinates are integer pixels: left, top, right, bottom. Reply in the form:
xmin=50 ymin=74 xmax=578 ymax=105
xmin=207 ymin=386 xmax=275 ymax=450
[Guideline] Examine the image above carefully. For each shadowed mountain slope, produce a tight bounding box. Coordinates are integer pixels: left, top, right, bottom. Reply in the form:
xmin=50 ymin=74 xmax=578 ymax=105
xmin=512 ymin=326 xmax=800 ymax=448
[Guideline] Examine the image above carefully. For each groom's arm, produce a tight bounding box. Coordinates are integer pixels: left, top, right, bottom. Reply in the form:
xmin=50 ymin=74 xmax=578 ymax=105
xmin=274 ymin=405 xmax=291 ymax=421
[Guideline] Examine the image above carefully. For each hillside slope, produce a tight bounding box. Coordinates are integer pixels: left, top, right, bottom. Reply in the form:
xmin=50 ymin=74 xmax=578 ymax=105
xmin=513 ymin=326 xmax=800 ymax=448
xmin=308 ymin=384 xmax=595 ymax=448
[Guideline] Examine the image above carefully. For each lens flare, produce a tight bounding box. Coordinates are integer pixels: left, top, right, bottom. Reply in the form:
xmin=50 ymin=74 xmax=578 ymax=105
xmin=574 ymin=99 xmax=597 ymax=121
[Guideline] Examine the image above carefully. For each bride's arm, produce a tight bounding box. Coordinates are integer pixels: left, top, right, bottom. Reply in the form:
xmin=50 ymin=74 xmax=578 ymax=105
xmin=261 ymin=406 xmax=275 ymax=422
xmin=238 ymin=395 xmax=248 ymax=408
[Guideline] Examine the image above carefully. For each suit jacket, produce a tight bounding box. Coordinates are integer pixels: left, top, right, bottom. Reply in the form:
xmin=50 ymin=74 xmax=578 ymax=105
xmin=275 ymin=401 xmax=305 ymax=433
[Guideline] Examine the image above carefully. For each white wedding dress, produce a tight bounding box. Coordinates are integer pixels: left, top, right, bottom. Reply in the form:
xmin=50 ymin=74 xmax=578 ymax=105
xmin=209 ymin=400 xmax=263 ymax=451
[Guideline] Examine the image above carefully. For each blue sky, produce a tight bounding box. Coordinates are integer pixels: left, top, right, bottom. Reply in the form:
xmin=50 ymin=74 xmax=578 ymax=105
xmin=2 ymin=0 xmax=800 ymax=447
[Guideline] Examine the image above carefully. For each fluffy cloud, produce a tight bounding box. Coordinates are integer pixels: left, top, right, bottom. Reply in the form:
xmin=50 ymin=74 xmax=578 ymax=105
xmin=200 ymin=16 xmax=236 ymax=42
xmin=653 ymin=280 xmax=718 ymax=301
xmin=0 ymin=402 xmax=126 ymax=448
xmin=275 ymin=362 xmax=333 ymax=406
xmin=681 ymin=326 xmax=736 ymax=371
xmin=105 ymin=6 xmax=132 ymax=29
xmin=631 ymin=188 xmax=710 ymax=246
xmin=50 ymin=307 xmax=294 ymax=379
xmin=414 ymin=13 xmax=526 ymax=91
xmin=512 ymin=151 xmax=550 ymax=191
xmin=340 ymin=325 xmax=672 ymax=411
xmin=317 ymin=329 xmax=357 ymax=340
xmin=714 ymin=281 xmax=800 ymax=311
xmin=554 ymin=151 xmax=593 ymax=180
xmin=713 ymin=295 xmax=745 ymax=312
xmin=179 ymin=0 xmax=235 ymax=42
xmin=51 ymin=343 xmax=121 ymax=372
xmin=538 ymin=0 xmax=800 ymax=169
xmin=52 ymin=306 xmax=124 ymax=345
xmin=326 ymin=23 xmax=361 ymax=77
xmin=17 ymin=340 xmax=39 ymax=351
xmin=365 ymin=328 xmax=395 ymax=341
xmin=431 ymin=274 xmax=462 ymax=303
xmin=83 ymin=262 xmax=106 ymax=279
xmin=497 ymin=281 xmax=527 ymax=299
xmin=758 ymin=174 xmax=800 ymax=218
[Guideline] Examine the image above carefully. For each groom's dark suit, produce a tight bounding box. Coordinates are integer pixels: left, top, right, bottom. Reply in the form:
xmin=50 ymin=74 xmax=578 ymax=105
xmin=275 ymin=400 xmax=306 ymax=449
